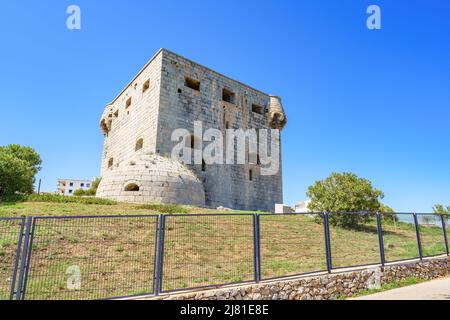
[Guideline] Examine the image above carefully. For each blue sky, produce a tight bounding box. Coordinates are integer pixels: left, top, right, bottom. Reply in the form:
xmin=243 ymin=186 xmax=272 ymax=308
xmin=0 ymin=1 xmax=449 ymax=212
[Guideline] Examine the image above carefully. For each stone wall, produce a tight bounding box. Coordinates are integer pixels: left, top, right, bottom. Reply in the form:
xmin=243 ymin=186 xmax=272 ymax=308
xmin=99 ymin=51 xmax=163 ymax=177
xmin=147 ymin=257 xmax=450 ymax=300
xmin=156 ymin=49 xmax=284 ymax=212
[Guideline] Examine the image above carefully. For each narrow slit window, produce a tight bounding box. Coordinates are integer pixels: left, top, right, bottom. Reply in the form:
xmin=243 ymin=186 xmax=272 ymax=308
xmin=135 ymin=138 xmax=143 ymax=151
xmin=202 ymin=159 xmax=206 ymax=172
xmin=108 ymin=158 xmax=114 ymax=169
xmin=185 ymin=77 xmax=200 ymax=91
xmin=187 ymin=135 xmax=200 ymax=149
xmin=249 ymin=169 xmax=253 ymax=181
xmin=142 ymin=80 xmax=150 ymax=93
xmin=125 ymin=97 xmax=132 ymax=109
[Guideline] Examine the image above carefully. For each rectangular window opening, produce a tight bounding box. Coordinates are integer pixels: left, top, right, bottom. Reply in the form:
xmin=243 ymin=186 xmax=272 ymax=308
xmin=125 ymin=97 xmax=132 ymax=109
xmin=143 ymin=80 xmax=150 ymax=93
xmin=252 ymin=104 xmax=264 ymax=115
xmin=185 ymin=77 xmax=200 ymax=91
xmin=222 ymin=88 xmax=235 ymax=103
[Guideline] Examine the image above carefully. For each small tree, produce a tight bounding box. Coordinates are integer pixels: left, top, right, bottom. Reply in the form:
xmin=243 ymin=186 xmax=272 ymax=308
xmin=0 ymin=145 xmax=41 ymax=197
xmin=0 ymin=144 xmax=42 ymax=175
xmin=433 ymin=204 xmax=450 ymax=216
xmin=307 ymin=172 xmax=384 ymax=228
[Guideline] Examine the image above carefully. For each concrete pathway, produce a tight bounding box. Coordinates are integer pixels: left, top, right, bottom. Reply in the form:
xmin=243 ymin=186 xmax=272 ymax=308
xmin=353 ymin=277 xmax=450 ymax=300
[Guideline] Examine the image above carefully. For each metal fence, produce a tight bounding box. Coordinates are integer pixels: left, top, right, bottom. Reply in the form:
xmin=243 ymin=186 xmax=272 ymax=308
xmin=0 ymin=212 xmax=449 ymax=300
xmin=0 ymin=217 xmax=25 ymax=300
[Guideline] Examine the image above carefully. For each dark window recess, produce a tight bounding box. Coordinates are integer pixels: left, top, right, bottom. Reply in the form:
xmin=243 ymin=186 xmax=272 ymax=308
xmin=135 ymin=138 xmax=144 ymax=151
xmin=202 ymin=159 xmax=206 ymax=172
xmin=178 ymin=88 xmax=182 ymax=93
xmin=252 ymin=104 xmax=264 ymax=115
xmin=188 ymin=135 xmax=199 ymax=149
xmin=108 ymin=158 xmax=114 ymax=168
xmin=142 ymin=80 xmax=150 ymax=92
xmin=249 ymin=170 xmax=253 ymax=181
xmin=185 ymin=77 xmax=200 ymax=91
xmin=125 ymin=97 xmax=132 ymax=109
xmin=124 ymin=183 xmax=140 ymax=192
xmin=222 ymin=88 xmax=235 ymax=103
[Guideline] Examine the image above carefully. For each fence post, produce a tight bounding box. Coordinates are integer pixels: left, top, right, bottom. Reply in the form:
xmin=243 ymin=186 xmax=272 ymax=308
xmin=253 ymin=214 xmax=261 ymax=283
xmin=376 ymin=212 xmax=386 ymax=266
xmin=440 ymin=215 xmax=449 ymax=256
xmin=151 ymin=216 xmax=160 ymax=295
xmin=323 ymin=212 xmax=332 ymax=273
xmin=413 ymin=213 xmax=423 ymax=260
xmin=15 ymin=216 xmax=32 ymax=300
xmin=154 ymin=214 xmax=166 ymax=295
xmin=9 ymin=218 xmax=25 ymax=300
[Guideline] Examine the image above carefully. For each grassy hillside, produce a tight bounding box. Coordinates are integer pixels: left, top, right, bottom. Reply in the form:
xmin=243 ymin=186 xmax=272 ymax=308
xmin=0 ymin=194 xmax=256 ymax=217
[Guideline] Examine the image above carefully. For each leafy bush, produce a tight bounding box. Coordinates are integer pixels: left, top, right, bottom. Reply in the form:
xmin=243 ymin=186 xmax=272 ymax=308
xmin=433 ymin=204 xmax=450 ymax=218
xmin=307 ymin=172 xmax=385 ymax=228
xmin=135 ymin=203 xmax=188 ymax=214
xmin=0 ymin=145 xmax=41 ymax=196
xmin=379 ymin=204 xmax=398 ymax=222
xmin=73 ymin=178 xmax=101 ymax=196
xmin=24 ymin=193 xmax=116 ymax=205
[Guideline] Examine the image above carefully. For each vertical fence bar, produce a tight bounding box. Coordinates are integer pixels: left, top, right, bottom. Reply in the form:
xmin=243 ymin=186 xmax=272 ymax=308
xmin=151 ymin=215 xmax=160 ymax=295
xmin=20 ymin=217 xmax=36 ymax=300
xmin=376 ymin=212 xmax=386 ymax=266
xmin=323 ymin=212 xmax=332 ymax=273
xmin=9 ymin=218 xmax=25 ymax=300
xmin=413 ymin=213 xmax=423 ymax=260
xmin=252 ymin=214 xmax=261 ymax=283
xmin=440 ymin=215 xmax=449 ymax=256
xmin=15 ymin=216 xmax=32 ymax=300
xmin=154 ymin=214 xmax=166 ymax=295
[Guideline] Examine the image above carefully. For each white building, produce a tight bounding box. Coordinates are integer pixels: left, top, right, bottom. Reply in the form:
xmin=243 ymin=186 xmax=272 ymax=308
xmin=57 ymin=179 xmax=92 ymax=196
xmin=294 ymin=200 xmax=311 ymax=213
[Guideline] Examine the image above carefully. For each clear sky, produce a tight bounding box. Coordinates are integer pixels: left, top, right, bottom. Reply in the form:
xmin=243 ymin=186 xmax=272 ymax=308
xmin=0 ymin=1 xmax=449 ymax=212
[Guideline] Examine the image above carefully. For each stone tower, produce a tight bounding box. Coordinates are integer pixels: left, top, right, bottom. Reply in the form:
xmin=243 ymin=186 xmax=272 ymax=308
xmin=96 ymin=49 xmax=287 ymax=212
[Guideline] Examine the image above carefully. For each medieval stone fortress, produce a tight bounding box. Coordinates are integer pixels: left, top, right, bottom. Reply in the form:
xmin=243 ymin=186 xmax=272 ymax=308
xmin=97 ymin=49 xmax=287 ymax=212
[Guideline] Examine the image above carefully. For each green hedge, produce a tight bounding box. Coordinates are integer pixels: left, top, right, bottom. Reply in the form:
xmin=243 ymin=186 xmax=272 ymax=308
xmin=0 ymin=193 xmax=116 ymax=205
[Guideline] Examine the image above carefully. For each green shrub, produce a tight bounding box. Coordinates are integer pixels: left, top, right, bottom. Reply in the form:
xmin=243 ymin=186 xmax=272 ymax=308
xmin=307 ymin=172 xmax=385 ymax=229
xmin=24 ymin=193 xmax=116 ymax=205
xmin=135 ymin=203 xmax=188 ymax=214
xmin=0 ymin=145 xmax=41 ymax=196
xmin=73 ymin=188 xmax=95 ymax=196
xmin=73 ymin=178 xmax=101 ymax=197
